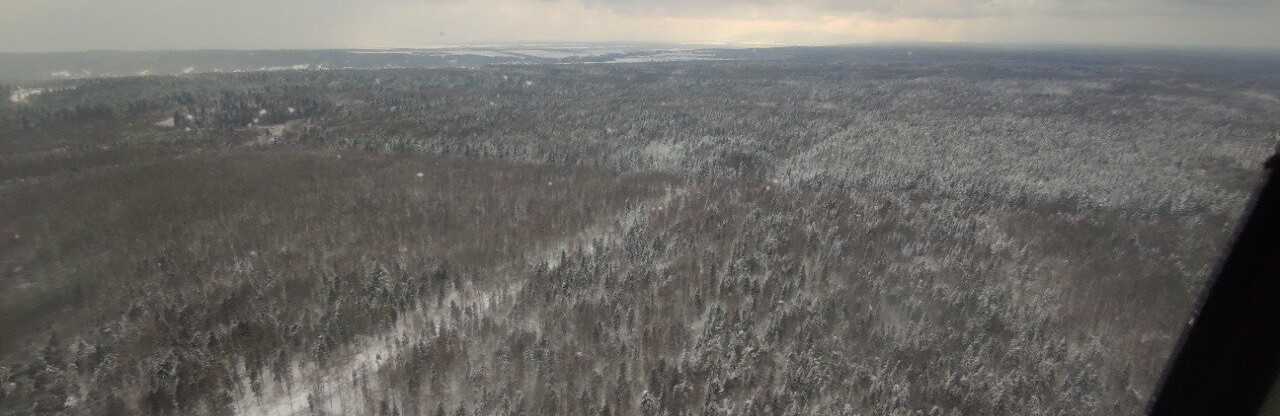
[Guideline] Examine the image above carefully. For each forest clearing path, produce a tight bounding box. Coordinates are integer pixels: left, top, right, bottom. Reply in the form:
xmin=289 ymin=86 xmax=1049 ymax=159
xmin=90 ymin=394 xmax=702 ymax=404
xmin=233 ymin=185 xmax=687 ymax=416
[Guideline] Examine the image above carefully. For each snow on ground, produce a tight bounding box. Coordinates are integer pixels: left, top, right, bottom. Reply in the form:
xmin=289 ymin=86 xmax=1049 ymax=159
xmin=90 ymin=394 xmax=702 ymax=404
xmin=357 ymin=49 xmax=519 ymax=58
xmin=608 ymin=51 xmax=728 ymax=63
xmin=20 ymin=46 xmax=725 ymax=84
xmin=351 ymin=50 xmax=419 ymax=55
xmin=505 ymin=49 xmax=582 ymax=58
xmin=446 ymin=45 xmax=674 ymax=59
xmin=503 ymin=47 xmax=647 ymax=58
xmin=9 ymin=86 xmax=78 ymax=103
xmin=231 ymin=186 xmax=686 ymax=416
xmin=267 ymin=125 xmax=285 ymax=136
xmin=437 ymin=49 xmax=516 ymax=58
xmin=353 ymin=49 xmax=521 ymax=58
xmin=259 ymin=124 xmax=287 ymax=144
xmin=49 ymin=70 xmax=92 ymax=78
xmin=249 ymin=64 xmax=316 ymax=72
xmin=1243 ymin=90 xmax=1280 ymax=103
xmin=8 ymin=88 xmax=44 ymax=103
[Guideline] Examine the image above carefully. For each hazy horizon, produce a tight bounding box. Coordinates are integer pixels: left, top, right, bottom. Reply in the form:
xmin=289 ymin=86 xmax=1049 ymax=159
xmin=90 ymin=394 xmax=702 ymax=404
xmin=5 ymin=3 xmax=1280 ymax=415
xmin=3 ymin=0 xmax=1280 ymax=53
xmin=4 ymin=40 xmax=1280 ymax=55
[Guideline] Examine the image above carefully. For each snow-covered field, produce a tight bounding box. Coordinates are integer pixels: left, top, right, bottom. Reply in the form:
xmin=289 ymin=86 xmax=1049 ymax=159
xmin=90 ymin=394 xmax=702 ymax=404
xmin=8 ymin=87 xmax=45 ymax=103
xmin=607 ymin=51 xmax=730 ymax=63
xmin=9 ymin=86 xmax=78 ymax=103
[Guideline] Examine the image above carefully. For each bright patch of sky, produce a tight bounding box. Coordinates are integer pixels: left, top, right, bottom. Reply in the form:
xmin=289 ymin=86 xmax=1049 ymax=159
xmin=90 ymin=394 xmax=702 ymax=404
xmin=1 ymin=0 xmax=1277 ymax=51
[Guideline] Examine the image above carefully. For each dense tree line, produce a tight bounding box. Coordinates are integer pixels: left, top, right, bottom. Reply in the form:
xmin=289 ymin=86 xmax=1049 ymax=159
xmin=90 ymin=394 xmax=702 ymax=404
xmin=1 ymin=49 xmax=1278 ymax=414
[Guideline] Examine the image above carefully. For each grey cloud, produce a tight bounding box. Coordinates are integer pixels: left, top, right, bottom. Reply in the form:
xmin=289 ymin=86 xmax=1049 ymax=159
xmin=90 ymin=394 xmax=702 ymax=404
xmin=574 ymin=0 xmax=1277 ymax=18
xmin=1 ymin=0 xmax=1278 ymax=52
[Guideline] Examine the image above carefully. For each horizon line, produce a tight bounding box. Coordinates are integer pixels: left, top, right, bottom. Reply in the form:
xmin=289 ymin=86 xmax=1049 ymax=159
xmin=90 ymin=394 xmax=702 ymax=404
xmin=3 ymin=40 xmax=1279 ymax=56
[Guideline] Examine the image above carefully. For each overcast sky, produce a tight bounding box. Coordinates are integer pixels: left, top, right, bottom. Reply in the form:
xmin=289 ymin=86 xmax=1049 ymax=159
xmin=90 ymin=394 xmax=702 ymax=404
xmin=2 ymin=0 xmax=1279 ymax=52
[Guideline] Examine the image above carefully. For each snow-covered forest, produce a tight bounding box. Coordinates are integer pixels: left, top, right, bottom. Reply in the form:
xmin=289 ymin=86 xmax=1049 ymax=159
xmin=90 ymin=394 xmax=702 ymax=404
xmin=1 ymin=46 xmax=1278 ymax=415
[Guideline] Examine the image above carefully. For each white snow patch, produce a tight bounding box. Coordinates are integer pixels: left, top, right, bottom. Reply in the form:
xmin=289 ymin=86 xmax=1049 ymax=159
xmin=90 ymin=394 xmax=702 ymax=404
xmin=9 ymin=85 xmax=75 ymax=103
xmin=266 ymin=124 xmax=285 ymax=137
xmin=452 ymin=50 xmax=515 ymax=58
xmin=231 ymin=187 xmax=686 ymax=415
xmin=506 ymin=49 xmax=580 ymax=58
xmin=253 ymin=65 xmax=315 ymax=72
xmin=608 ymin=51 xmax=726 ymax=63
xmin=9 ymin=88 xmax=44 ymax=103
xmin=351 ymin=50 xmax=420 ymax=55
xmin=244 ymin=124 xmax=287 ymax=146
xmin=430 ymin=49 xmax=516 ymax=58
xmin=1242 ymin=90 xmax=1280 ymax=103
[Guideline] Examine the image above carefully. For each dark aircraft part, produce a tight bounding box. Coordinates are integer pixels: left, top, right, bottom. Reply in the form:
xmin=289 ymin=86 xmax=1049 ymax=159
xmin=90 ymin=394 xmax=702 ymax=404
xmin=1150 ymin=151 xmax=1280 ymax=415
